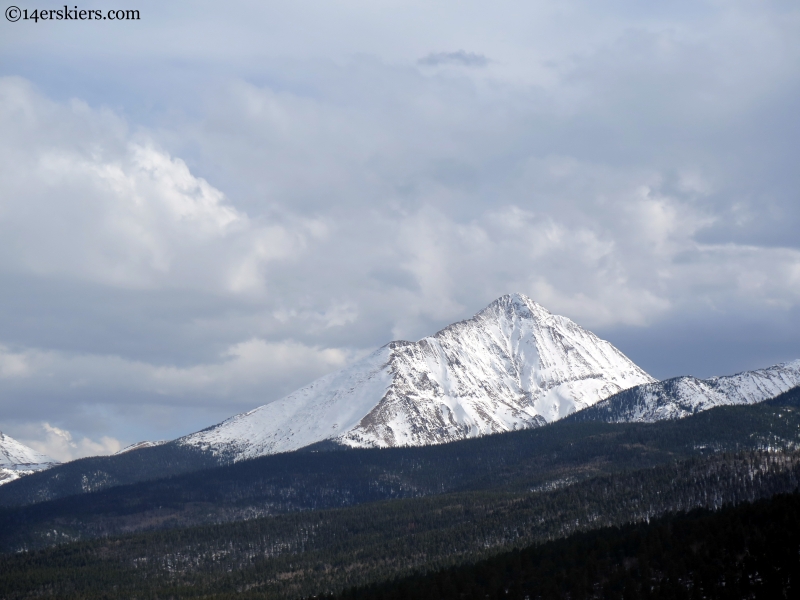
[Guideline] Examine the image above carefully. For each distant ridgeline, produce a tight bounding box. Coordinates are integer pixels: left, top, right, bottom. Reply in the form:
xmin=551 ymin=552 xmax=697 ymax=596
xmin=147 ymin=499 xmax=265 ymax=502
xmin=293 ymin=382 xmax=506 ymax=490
xmin=565 ymin=359 xmax=800 ymax=424
xmin=2 ymin=370 xmax=798 ymax=511
xmin=0 ymin=385 xmax=798 ymax=552
xmin=1 ymin=294 xmax=797 ymax=510
xmin=0 ymin=439 xmax=221 ymax=508
xmin=0 ymin=387 xmax=797 ymax=597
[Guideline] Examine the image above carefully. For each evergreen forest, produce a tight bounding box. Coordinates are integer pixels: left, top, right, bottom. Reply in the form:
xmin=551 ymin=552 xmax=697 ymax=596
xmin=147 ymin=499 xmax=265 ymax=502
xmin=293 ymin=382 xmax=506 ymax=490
xmin=0 ymin=386 xmax=798 ymax=598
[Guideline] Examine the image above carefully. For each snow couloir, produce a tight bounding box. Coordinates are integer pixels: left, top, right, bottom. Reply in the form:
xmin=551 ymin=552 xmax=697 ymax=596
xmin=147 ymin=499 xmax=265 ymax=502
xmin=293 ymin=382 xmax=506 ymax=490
xmin=178 ymin=293 xmax=655 ymax=460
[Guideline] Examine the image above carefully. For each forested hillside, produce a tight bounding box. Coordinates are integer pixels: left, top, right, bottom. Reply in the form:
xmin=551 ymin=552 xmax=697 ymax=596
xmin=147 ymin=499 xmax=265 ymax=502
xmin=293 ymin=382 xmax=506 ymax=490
xmin=1 ymin=385 xmax=799 ymax=553
xmin=331 ymin=492 xmax=800 ymax=600
xmin=4 ymin=376 xmax=795 ymax=514
xmin=1 ymin=448 xmax=799 ymax=599
xmin=0 ymin=439 xmax=220 ymax=508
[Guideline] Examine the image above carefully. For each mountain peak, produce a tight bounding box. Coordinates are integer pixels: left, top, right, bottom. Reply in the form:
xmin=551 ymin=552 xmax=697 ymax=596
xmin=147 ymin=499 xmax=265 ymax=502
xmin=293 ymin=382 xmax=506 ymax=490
xmin=180 ymin=295 xmax=654 ymax=460
xmin=485 ymin=292 xmax=544 ymax=316
xmin=433 ymin=293 xmax=552 ymax=341
xmin=0 ymin=432 xmax=59 ymax=486
xmin=479 ymin=293 xmax=573 ymax=329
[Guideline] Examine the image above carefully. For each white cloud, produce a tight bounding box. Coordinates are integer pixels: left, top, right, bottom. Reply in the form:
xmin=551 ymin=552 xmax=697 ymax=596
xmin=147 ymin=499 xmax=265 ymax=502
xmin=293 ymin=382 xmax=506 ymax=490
xmin=0 ymin=77 xmax=319 ymax=295
xmin=0 ymin=345 xmax=30 ymax=378
xmin=0 ymin=338 xmax=358 ymax=405
xmin=1 ymin=1 xmax=800 ymax=445
xmin=149 ymin=338 xmax=355 ymax=396
xmin=0 ymin=337 xmax=364 ymax=450
xmin=19 ymin=423 xmax=122 ymax=463
xmin=418 ymin=51 xmax=489 ymax=67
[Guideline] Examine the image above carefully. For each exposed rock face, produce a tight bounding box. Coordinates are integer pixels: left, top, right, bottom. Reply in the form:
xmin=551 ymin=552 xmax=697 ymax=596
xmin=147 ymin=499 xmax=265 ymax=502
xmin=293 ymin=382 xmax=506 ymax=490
xmin=180 ymin=293 xmax=655 ymax=460
xmin=567 ymin=360 xmax=800 ymax=424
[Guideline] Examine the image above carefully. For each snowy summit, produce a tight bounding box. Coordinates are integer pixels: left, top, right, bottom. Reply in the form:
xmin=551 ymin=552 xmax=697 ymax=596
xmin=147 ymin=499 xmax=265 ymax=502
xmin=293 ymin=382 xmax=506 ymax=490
xmin=180 ymin=293 xmax=655 ymax=460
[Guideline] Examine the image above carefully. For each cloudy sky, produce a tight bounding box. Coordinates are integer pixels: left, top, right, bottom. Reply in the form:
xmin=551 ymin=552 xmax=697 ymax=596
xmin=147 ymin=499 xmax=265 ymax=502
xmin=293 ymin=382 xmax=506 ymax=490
xmin=1 ymin=0 xmax=799 ymax=461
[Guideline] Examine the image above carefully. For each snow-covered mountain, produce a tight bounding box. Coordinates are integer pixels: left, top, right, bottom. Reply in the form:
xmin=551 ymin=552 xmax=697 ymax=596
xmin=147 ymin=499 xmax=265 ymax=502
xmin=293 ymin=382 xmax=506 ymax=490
xmin=0 ymin=432 xmax=59 ymax=486
xmin=179 ymin=293 xmax=655 ymax=460
xmin=114 ymin=440 xmax=167 ymax=455
xmin=567 ymin=360 xmax=800 ymax=424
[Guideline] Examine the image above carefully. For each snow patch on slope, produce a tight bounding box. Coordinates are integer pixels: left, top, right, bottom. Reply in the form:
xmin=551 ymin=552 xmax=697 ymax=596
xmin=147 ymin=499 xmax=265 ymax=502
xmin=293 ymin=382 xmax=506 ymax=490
xmin=114 ymin=440 xmax=168 ymax=455
xmin=182 ymin=346 xmax=394 ymax=460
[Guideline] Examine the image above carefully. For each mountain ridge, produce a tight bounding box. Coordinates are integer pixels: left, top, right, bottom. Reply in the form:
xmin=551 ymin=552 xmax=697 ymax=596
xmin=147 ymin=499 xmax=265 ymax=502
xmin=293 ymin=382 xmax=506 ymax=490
xmin=3 ymin=294 xmax=797 ymax=498
xmin=1 ymin=384 xmax=798 ymax=551
xmin=177 ymin=293 xmax=655 ymax=460
xmin=566 ymin=359 xmax=800 ymax=424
